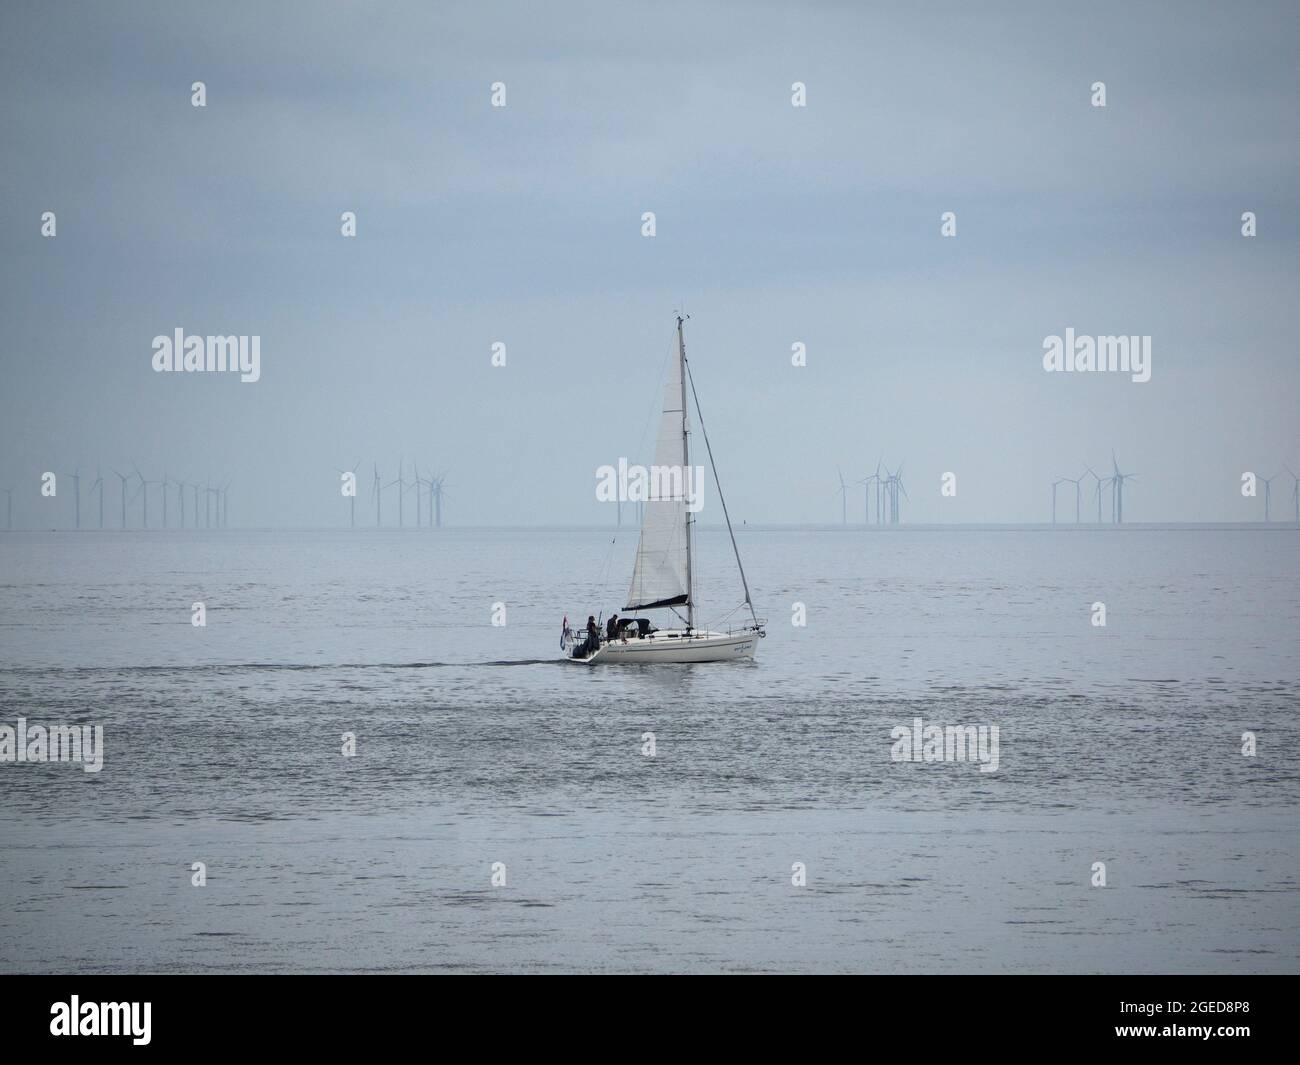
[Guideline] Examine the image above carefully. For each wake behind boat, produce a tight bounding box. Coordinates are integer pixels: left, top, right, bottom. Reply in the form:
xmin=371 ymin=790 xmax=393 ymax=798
xmin=562 ymin=316 xmax=764 ymax=664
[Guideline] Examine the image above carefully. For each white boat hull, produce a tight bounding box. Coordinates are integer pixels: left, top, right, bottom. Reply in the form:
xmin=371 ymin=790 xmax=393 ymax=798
xmin=572 ymin=628 xmax=759 ymax=664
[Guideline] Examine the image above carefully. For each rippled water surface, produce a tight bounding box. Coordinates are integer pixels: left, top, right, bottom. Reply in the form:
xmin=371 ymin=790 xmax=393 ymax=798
xmin=1 ymin=526 xmax=1296 ymax=972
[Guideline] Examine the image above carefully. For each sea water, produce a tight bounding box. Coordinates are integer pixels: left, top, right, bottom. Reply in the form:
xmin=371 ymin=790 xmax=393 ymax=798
xmin=0 ymin=526 xmax=1296 ymax=972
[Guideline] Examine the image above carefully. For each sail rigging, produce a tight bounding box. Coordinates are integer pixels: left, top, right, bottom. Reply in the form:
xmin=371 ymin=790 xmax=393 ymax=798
xmin=684 ymin=356 xmax=760 ymax=632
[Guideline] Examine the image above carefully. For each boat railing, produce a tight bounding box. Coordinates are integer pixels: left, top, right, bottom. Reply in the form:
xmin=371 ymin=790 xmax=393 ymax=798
xmin=718 ymin=619 xmax=766 ymax=637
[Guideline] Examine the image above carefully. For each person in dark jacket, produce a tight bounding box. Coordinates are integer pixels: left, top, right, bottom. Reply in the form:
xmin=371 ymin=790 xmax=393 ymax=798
xmin=584 ymin=615 xmax=599 ymax=657
xmin=606 ymin=614 xmax=619 ymax=642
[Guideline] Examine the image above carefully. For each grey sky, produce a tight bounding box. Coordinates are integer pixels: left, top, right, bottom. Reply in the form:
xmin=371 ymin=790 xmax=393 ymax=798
xmin=1 ymin=0 xmax=1297 ymax=526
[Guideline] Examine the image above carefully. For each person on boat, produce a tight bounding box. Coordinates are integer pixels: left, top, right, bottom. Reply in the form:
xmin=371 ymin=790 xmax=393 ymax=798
xmin=606 ymin=614 xmax=619 ymax=643
xmin=584 ymin=615 xmax=599 ymax=656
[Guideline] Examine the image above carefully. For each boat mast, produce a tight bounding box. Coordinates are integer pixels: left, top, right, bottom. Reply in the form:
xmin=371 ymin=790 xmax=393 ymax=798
xmin=678 ymin=315 xmax=695 ymax=631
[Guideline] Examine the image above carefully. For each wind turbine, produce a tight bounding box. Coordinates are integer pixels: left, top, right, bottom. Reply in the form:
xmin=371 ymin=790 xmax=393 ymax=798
xmin=112 ymin=469 xmax=130 ymax=527
xmin=336 ymin=462 xmax=360 ymax=527
xmin=431 ymin=474 xmax=449 ymax=528
xmin=891 ymin=464 xmax=908 ymax=525
xmin=128 ymin=477 xmax=143 ymax=528
xmin=1094 ymin=473 xmax=1115 ymax=522
xmin=1287 ymin=467 xmax=1300 ymax=523
xmin=1082 ymin=466 xmax=1103 ymax=523
xmin=386 ymin=459 xmax=407 ymax=527
xmin=161 ymin=470 xmax=170 ymax=528
xmin=835 ymin=467 xmax=849 ymax=525
xmin=90 ymin=467 xmax=104 ymax=529
xmin=1110 ymin=453 xmax=1136 ymax=524
xmin=371 ymin=463 xmax=383 ymax=526
xmin=1067 ymin=476 xmax=1082 ymax=523
xmin=415 ymin=464 xmax=436 ymax=528
xmin=65 ymin=467 xmax=82 ymax=529
xmin=877 ymin=464 xmax=905 ymax=524
xmin=131 ymin=464 xmax=154 ymax=528
xmin=1261 ymin=472 xmax=1282 ymax=522
xmin=1051 ymin=478 xmax=1065 ymax=524
xmin=410 ymin=462 xmax=424 ymax=528
xmin=860 ymin=461 xmax=882 ymax=525
xmin=220 ymin=479 xmax=232 ymax=527
xmin=398 ymin=458 xmax=407 ymax=527
xmin=417 ymin=465 xmax=449 ymax=529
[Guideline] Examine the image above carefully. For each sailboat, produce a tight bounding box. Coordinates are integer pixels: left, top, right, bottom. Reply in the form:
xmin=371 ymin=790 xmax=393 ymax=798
xmin=564 ymin=316 xmax=765 ymax=664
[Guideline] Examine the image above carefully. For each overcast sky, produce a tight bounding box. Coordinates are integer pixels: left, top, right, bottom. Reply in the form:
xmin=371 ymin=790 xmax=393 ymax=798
xmin=1 ymin=0 xmax=1296 ymax=527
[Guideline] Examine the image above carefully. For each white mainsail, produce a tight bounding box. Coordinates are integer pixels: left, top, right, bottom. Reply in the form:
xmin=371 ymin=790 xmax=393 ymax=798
xmin=625 ymin=328 xmax=691 ymax=613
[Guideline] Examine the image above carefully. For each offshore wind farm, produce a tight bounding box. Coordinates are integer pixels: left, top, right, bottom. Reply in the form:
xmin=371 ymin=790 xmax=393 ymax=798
xmin=1 ymin=459 xmax=458 ymax=531
xmin=10 ymin=465 xmax=237 ymax=530
xmin=8 ymin=451 xmax=1300 ymax=530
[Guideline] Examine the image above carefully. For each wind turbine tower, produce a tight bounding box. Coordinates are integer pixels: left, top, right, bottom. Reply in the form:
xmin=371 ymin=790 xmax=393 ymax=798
xmin=432 ymin=474 xmax=448 ymax=528
xmin=1110 ymin=454 xmax=1136 ymax=524
xmin=1067 ymin=476 xmax=1083 ymax=523
xmin=112 ymin=469 xmax=130 ymax=527
xmin=896 ymin=466 xmax=909 ymax=524
xmin=1261 ymin=473 xmax=1282 ymax=522
xmin=861 ymin=463 xmax=882 ymax=525
xmin=131 ymin=465 xmax=152 ymax=528
xmin=337 ymin=462 xmax=360 ymax=527
xmin=382 ymin=460 xmax=409 ymax=526
xmin=90 ymin=468 xmax=104 ymax=529
xmin=884 ymin=464 xmax=907 ymax=525
xmin=66 ymin=468 xmax=82 ymax=530
xmin=394 ymin=459 xmax=406 ymax=527
xmin=1082 ymin=466 xmax=1103 ymax=523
